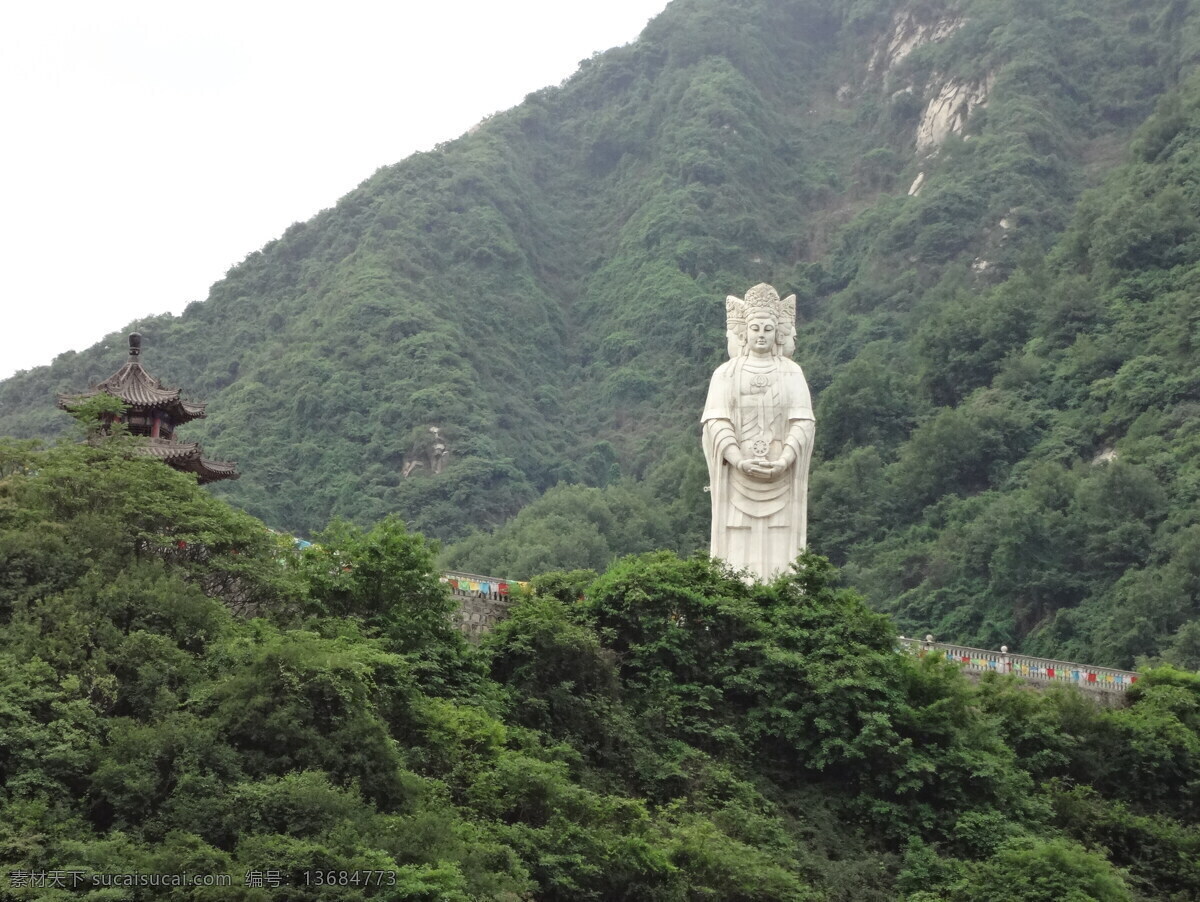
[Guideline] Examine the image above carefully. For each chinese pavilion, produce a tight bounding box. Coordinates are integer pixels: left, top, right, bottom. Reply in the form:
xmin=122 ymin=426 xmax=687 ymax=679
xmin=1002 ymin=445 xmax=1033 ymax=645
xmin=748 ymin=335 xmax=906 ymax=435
xmin=57 ymin=332 xmax=239 ymax=484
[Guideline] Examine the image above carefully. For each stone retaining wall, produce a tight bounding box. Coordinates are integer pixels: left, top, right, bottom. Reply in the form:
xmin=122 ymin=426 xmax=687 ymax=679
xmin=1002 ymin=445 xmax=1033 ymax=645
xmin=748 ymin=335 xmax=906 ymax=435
xmin=444 ymin=570 xmax=517 ymax=641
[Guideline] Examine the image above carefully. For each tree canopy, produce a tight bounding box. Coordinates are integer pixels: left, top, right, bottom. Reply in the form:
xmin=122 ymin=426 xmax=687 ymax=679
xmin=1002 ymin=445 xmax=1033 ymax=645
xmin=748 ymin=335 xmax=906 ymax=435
xmin=1 ymin=436 xmax=1198 ymax=898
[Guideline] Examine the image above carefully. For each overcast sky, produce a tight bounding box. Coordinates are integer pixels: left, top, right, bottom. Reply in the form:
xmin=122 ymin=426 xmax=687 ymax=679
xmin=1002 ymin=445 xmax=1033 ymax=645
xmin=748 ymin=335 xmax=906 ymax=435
xmin=0 ymin=0 xmax=671 ymax=380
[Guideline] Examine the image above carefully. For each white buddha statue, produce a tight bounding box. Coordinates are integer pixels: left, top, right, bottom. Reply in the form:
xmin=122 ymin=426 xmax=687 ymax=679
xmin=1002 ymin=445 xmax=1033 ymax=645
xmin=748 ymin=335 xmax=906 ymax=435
xmin=702 ymin=284 xmax=816 ymax=581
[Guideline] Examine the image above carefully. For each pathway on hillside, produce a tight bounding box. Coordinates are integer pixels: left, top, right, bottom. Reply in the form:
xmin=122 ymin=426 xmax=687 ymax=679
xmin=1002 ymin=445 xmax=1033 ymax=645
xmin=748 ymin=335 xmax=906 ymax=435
xmin=445 ymin=570 xmax=1142 ymax=701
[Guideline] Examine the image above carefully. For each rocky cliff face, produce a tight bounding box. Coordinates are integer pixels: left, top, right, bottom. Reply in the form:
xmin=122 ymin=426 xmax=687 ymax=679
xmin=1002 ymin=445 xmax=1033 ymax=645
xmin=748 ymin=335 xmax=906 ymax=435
xmin=869 ymin=8 xmax=964 ymax=74
xmin=915 ymin=73 xmax=994 ymax=153
xmin=867 ymin=8 xmax=994 ymax=155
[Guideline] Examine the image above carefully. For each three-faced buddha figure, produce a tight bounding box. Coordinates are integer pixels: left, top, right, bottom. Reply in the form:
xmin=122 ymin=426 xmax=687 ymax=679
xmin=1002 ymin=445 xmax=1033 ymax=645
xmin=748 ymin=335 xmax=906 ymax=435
xmin=701 ymin=283 xmax=815 ymax=581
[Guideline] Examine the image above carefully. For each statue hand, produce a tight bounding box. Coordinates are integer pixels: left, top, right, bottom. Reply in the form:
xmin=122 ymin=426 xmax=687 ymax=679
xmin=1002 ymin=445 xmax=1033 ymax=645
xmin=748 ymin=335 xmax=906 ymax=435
xmin=737 ymin=459 xmax=778 ymax=480
xmin=759 ymin=459 xmax=791 ymax=478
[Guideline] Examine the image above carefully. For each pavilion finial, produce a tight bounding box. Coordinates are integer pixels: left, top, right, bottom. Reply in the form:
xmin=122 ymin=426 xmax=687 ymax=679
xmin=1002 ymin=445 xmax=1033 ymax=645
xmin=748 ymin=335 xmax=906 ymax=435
xmin=128 ymin=332 xmax=142 ymax=357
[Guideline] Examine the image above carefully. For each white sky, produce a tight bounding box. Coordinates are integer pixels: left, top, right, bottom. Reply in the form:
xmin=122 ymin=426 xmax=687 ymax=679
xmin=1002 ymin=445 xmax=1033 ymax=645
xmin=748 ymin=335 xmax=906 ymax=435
xmin=0 ymin=0 xmax=671 ymax=380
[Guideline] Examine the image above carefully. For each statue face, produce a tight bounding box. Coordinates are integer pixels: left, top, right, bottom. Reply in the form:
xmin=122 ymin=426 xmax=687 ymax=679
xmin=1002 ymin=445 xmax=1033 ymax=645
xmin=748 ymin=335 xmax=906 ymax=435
xmin=746 ymin=313 xmax=777 ymax=356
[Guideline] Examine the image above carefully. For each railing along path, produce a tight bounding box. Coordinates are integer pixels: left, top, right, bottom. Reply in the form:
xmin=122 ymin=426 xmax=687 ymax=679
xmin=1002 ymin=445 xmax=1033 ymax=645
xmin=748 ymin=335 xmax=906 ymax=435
xmin=442 ymin=570 xmax=1142 ymax=694
xmin=288 ymin=536 xmax=1140 ymax=694
xmin=897 ymin=636 xmax=1139 ymax=695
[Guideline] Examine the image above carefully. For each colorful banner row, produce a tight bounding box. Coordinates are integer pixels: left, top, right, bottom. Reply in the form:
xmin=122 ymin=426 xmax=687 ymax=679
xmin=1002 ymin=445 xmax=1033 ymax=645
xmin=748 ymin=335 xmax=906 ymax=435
xmin=441 ymin=576 xmax=530 ymax=595
xmin=948 ymin=653 xmax=1137 ymax=684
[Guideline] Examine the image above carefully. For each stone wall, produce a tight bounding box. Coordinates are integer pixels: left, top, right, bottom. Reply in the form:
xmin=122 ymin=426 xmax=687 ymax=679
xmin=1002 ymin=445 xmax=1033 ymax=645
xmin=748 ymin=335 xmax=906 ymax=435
xmin=444 ymin=570 xmax=518 ymax=641
xmin=455 ymin=593 xmax=512 ymax=641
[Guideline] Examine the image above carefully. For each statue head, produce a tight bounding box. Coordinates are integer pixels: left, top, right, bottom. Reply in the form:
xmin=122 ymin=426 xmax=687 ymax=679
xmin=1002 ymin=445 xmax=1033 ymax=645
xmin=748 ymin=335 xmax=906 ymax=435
xmin=725 ymin=283 xmax=797 ymax=357
xmin=746 ymin=309 xmax=778 ymax=356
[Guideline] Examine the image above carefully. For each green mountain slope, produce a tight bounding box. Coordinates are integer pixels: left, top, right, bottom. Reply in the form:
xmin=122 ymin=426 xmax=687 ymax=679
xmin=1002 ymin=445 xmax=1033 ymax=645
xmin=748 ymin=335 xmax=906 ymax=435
xmin=4 ymin=0 xmax=1200 ymax=666
xmin=834 ymin=76 xmax=1200 ymax=669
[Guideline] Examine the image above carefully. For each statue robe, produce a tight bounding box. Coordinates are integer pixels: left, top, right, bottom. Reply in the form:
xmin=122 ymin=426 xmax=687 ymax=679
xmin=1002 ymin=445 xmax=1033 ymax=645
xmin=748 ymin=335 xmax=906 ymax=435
xmin=702 ymin=355 xmax=815 ymax=581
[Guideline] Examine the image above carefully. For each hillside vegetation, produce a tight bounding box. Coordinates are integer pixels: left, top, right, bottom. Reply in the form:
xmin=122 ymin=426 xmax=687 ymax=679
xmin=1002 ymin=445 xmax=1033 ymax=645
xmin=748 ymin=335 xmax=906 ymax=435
xmin=2 ymin=435 xmax=1199 ymax=899
xmin=4 ymin=0 xmax=1200 ymax=666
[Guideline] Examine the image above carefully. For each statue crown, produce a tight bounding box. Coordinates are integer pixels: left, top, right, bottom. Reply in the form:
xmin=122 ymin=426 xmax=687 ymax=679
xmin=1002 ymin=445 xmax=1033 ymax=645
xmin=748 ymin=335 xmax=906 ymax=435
xmin=724 ymin=283 xmax=798 ymax=357
xmin=744 ymin=283 xmax=780 ymax=313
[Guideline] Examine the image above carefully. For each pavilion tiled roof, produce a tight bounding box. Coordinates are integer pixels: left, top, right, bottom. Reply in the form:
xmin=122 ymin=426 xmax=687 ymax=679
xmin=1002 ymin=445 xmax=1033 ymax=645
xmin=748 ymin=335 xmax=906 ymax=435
xmin=143 ymin=439 xmax=240 ymax=483
xmin=56 ymin=333 xmax=206 ymax=424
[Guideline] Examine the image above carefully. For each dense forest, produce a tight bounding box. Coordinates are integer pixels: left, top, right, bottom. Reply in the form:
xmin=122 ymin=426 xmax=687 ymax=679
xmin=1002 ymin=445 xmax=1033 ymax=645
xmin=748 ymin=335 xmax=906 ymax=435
xmin=2 ymin=434 xmax=1199 ymax=900
xmin=4 ymin=0 xmax=1200 ymax=667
